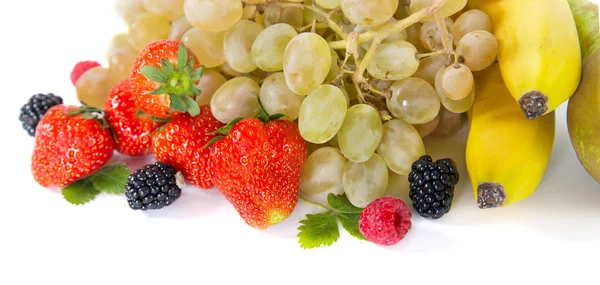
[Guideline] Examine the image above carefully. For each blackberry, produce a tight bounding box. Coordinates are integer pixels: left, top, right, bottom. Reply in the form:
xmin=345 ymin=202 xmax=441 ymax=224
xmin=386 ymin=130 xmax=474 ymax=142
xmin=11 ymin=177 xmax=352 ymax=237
xmin=19 ymin=93 xmax=63 ymax=137
xmin=408 ymin=155 xmax=459 ymax=219
xmin=125 ymin=162 xmax=182 ymax=210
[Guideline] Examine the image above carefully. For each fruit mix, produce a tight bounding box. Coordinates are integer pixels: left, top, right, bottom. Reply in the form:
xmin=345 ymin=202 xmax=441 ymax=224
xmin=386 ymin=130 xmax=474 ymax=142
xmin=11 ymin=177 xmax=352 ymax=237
xmin=19 ymin=0 xmax=600 ymax=249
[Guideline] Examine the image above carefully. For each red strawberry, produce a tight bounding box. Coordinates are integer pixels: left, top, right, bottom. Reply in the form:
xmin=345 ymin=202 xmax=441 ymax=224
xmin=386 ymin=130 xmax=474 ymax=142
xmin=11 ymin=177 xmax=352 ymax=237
xmin=105 ymin=79 xmax=163 ymax=156
xmin=32 ymin=105 xmax=115 ymax=188
xmin=130 ymin=40 xmax=204 ymax=119
xmin=209 ymin=115 xmax=308 ymax=229
xmin=152 ymin=105 xmax=224 ymax=189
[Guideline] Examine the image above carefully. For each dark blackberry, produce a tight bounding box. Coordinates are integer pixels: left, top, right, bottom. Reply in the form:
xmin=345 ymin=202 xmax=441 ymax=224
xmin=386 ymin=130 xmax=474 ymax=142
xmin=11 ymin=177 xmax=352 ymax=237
xmin=125 ymin=162 xmax=182 ymax=210
xmin=408 ymin=155 xmax=459 ymax=219
xmin=19 ymin=93 xmax=63 ymax=137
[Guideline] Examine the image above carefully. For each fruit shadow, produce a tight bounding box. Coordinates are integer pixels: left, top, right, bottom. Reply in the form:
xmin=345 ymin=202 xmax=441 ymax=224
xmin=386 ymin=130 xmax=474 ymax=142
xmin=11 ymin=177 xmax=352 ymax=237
xmin=428 ymin=116 xmax=600 ymax=242
xmin=111 ymin=154 xmax=230 ymax=220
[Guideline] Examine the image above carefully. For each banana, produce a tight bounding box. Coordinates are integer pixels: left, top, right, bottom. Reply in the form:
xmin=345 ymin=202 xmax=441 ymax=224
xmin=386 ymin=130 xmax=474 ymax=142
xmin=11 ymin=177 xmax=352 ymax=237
xmin=567 ymin=0 xmax=600 ymax=183
xmin=468 ymin=0 xmax=581 ymax=120
xmin=466 ymin=64 xmax=555 ymax=209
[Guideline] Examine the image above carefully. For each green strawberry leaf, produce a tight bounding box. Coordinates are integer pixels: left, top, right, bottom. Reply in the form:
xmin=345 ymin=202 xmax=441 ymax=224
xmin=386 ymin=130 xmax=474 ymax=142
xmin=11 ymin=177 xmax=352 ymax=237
xmin=89 ymin=163 xmax=131 ymax=194
xmin=61 ymin=179 xmax=101 ymax=206
xmin=177 ymin=43 xmax=189 ymax=72
xmin=191 ymin=65 xmax=205 ymax=81
xmin=182 ymin=95 xmax=200 ymax=117
xmin=141 ymin=65 xmax=168 ymax=83
xmin=169 ymin=95 xmax=187 ymax=112
xmin=297 ymin=212 xmax=340 ymax=249
xmin=211 ymin=117 xmax=244 ymax=136
xmin=338 ymin=213 xmax=367 ymax=241
xmin=327 ymin=193 xmax=363 ymax=214
xmin=161 ymin=58 xmax=175 ymax=75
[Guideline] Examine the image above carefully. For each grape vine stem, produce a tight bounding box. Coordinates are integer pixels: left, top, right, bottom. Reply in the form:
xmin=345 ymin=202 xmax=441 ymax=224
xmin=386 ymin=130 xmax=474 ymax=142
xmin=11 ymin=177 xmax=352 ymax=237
xmin=279 ymin=3 xmax=348 ymax=40
xmin=327 ymin=0 xmax=450 ymax=50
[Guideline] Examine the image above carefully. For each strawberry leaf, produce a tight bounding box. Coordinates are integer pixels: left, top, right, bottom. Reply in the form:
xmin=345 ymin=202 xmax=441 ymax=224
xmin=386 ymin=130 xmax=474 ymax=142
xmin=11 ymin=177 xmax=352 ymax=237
xmin=161 ymin=58 xmax=175 ymax=75
xmin=177 ymin=43 xmax=189 ymax=72
xmin=182 ymin=95 xmax=200 ymax=117
xmin=297 ymin=212 xmax=340 ymax=249
xmin=337 ymin=213 xmax=366 ymax=241
xmin=141 ymin=66 xmax=168 ymax=83
xmin=191 ymin=65 xmax=205 ymax=81
xmin=169 ymin=95 xmax=187 ymax=112
xmin=89 ymin=163 xmax=131 ymax=194
xmin=61 ymin=178 xmax=101 ymax=206
xmin=211 ymin=117 xmax=244 ymax=135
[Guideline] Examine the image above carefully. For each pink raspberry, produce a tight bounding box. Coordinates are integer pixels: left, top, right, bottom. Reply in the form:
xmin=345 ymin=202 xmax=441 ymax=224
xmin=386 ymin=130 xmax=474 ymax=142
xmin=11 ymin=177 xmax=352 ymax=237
xmin=70 ymin=61 xmax=101 ymax=86
xmin=359 ymin=197 xmax=412 ymax=246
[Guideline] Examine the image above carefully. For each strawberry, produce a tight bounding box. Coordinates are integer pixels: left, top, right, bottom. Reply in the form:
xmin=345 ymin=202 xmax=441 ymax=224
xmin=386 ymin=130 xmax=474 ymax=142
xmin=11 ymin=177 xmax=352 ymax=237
xmin=31 ymin=105 xmax=115 ymax=188
xmin=105 ymin=79 xmax=163 ymax=156
xmin=152 ymin=105 xmax=224 ymax=189
xmin=130 ymin=40 xmax=204 ymax=119
xmin=209 ymin=112 xmax=308 ymax=229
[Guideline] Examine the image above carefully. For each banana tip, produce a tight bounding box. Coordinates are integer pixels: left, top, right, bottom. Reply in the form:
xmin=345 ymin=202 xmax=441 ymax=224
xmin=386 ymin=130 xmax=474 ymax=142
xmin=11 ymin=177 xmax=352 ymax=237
xmin=477 ymin=183 xmax=506 ymax=209
xmin=519 ymin=91 xmax=548 ymax=120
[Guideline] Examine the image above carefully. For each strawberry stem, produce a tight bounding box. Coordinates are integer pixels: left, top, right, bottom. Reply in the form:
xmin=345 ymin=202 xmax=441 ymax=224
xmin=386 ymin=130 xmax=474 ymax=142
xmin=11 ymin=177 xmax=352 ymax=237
xmin=140 ymin=43 xmax=204 ymax=117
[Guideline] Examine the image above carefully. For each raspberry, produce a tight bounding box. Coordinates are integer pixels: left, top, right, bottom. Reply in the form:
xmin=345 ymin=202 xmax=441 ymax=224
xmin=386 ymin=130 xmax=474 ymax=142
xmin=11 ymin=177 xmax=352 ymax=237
xmin=358 ymin=197 xmax=412 ymax=246
xmin=70 ymin=61 xmax=101 ymax=86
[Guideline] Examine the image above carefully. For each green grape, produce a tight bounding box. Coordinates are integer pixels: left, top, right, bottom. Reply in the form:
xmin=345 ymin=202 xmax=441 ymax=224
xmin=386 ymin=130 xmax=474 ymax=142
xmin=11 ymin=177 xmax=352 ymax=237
xmin=419 ymin=18 xmax=454 ymax=51
xmin=325 ymin=48 xmax=341 ymax=83
xmin=442 ymin=63 xmax=473 ymax=100
xmin=434 ymin=68 xmax=474 ymax=113
xmin=456 ymin=30 xmax=498 ymax=71
xmin=108 ymin=44 xmax=138 ymax=82
xmin=343 ymin=153 xmax=389 ymax=208
xmin=168 ymin=16 xmax=193 ymax=41
xmin=263 ymin=3 xmax=303 ymax=29
xmin=430 ymin=106 xmax=464 ymax=137
xmin=241 ymin=5 xmax=257 ymax=20
xmin=219 ymin=62 xmax=244 ymax=77
xmin=406 ymin=23 xmax=428 ymax=53
xmin=251 ymin=23 xmax=298 ymax=72
xmin=451 ymin=9 xmax=493 ymax=44
xmin=184 ymin=0 xmax=243 ymax=32
xmin=210 ymin=76 xmax=261 ymax=123
xmin=242 ymin=0 xmax=266 ymax=3
xmin=409 ymin=0 xmax=467 ymax=21
xmin=298 ymin=84 xmax=347 ymax=144
xmin=182 ymin=27 xmax=226 ymax=68
xmin=259 ymin=72 xmax=305 ymax=121
xmin=128 ymin=13 xmax=171 ymax=50
xmin=412 ymin=55 xmax=446 ymax=86
xmin=196 ymin=69 xmax=227 ymax=105
xmin=366 ymin=40 xmax=419 ymax=81
xmin=376 ymin=119 xmax=426 ymax=175
xmin=224 ymin=20 xmax=264 ymax=73
xmin=283 ymin=33 xmax=332 ymax=95
xmin=337 ymin=104 xmax=383 ymax=163
xmin=387 ymin=77 xmax=441 ymax=124
xmin=340 ymin=0 xmax=399 ymax=27
xmin=76 ymin=67 xmax=117 ymax=110
xmin=316 ymin=0 xmax=340 ymax=9
xmin=414 ymin=114 xmax=440 ymax=138
xmin=300 ymin=147 xmax=347 ymax=196
xmin=144 ymin=0 xmax=184 ymax=21
xmin=115 ymin=0 xmax=146 ymax=25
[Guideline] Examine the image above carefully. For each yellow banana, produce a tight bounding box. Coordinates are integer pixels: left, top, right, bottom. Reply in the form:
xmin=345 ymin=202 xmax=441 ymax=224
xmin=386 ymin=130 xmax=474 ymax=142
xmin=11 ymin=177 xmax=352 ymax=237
xmin=468 ymin=0 xmax=581 ymax=120
xmin=466 ymin=64 xmax=555 ymax=209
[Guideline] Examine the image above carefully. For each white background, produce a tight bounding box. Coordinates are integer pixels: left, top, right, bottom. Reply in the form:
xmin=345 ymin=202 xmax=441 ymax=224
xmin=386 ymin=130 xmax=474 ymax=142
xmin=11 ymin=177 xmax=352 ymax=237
xmin=1 ymin=1 xmax=599 ymax=284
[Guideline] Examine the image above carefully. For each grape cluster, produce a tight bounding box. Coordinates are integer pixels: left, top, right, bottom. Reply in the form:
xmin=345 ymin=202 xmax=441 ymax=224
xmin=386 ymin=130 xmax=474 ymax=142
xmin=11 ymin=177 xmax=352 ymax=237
xmin=107 ymin=0 xmax=498 ymax=212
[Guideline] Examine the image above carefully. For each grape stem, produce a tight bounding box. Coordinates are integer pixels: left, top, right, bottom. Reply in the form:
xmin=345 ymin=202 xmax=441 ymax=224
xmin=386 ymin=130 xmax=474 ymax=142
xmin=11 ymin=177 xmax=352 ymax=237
xmin=434 ymin=9 xmax=457 ymax=64
xmin=418 ymin=50 xmax=446 ymax=59
xmin=327 ymin=0 xmax=450 ymax=50
xmin=299 ymin=195 xmax=330 ymax=212
xmin=279 ymin=2 xmax=348 ymax=40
